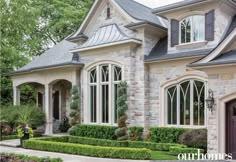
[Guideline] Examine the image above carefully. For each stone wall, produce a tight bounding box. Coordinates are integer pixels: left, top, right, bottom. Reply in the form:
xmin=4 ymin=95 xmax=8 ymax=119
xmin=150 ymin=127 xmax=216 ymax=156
xmin=202 ymin=66 xmax=236 ymax=154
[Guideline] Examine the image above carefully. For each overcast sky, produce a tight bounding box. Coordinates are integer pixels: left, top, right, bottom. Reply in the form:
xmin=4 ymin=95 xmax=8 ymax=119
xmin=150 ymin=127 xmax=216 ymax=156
xmin=134 ymin=0 xmax=184 ymax=8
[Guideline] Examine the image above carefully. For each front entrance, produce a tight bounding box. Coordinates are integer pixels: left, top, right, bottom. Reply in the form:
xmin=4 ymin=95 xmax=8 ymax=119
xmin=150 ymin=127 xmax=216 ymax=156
xmin=226 ymin=99 xmax=236 ymax=159
xmin=53 ymin=91 xmax=60 ymax=120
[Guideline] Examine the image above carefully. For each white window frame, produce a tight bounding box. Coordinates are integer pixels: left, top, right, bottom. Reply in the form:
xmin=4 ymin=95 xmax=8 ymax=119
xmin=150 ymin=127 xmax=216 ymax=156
xmin=179 ymin=15 xmax=205 ymax=44
xmin=165 ymin=79 xmax=207 ymax=128
xmin=88 ymin=63 xmax=122 ymax=125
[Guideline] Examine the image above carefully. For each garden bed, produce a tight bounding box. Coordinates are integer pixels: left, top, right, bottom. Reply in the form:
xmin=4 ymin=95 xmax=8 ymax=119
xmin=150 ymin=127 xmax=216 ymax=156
xmin=23 ymin=136 xmax=203 ymax=160
xmin=0 ymin=152 xmax=62 ymax=162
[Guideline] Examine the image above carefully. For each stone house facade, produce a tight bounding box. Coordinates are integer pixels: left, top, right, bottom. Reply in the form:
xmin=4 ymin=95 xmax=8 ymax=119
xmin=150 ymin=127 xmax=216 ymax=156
xmin=8 ymin=0 xmax=236 ymax=158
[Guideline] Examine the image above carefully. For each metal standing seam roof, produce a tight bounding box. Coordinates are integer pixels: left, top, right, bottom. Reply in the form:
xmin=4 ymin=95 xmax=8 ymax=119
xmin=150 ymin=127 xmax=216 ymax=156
xmin=114 ymin=0 xmax=168 ymax=29
xmin=8 ymin=39 xmax=82 ymax=75
xmin=71 ymin=24 xmax=142 ymax=51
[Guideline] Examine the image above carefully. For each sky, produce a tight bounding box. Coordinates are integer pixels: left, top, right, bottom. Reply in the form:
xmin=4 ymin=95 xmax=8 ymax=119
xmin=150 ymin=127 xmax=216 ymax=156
xmin=134 ymin=0 xmax=184 ymax=8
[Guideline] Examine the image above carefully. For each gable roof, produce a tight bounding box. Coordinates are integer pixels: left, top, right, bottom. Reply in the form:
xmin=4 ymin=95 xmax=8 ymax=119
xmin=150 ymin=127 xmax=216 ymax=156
xmin=114 ymin=0 xmax=168 ymax=29
xmin=8 ymin=40 xmax=83 ymax=75
xmin=70 ymin=24 xmax=142 ymax=52
xmin=68 ymin=0 xmax=167 ymax=41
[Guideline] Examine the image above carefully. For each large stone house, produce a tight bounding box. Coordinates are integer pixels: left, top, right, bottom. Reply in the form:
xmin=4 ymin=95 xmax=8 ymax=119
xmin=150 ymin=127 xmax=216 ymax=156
xmin=8 ymin=0 xmax=236 ymax=157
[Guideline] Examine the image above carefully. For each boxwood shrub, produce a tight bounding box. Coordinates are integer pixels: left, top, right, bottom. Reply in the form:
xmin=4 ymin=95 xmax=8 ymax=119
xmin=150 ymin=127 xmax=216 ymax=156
xmin=68 ymin=124 xmax=118 ymax=140
xmin=128 ymin=126 xmax=144 ymax=141
xmin=68 ymin=136 xmax=128 ymax=147
xmin=128 ymin=141 xmax=186 ymax=151
xmin=0 ymin=152 xmax=62 ymax=162
xmin=23 ymin=139 xmax=151 ymax=160
xmin=169 ymin=146 xmax=204 ymax=155
xmin=150 ymin=127 xmax=189 ymax=143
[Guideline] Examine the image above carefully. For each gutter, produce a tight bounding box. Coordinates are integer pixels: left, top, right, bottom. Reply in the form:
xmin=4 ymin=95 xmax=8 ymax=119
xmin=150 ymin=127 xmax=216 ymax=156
xmin=187 ymin=60 xmax=236 ymax=68
xmin=5 ymin=62 xmax=84 ymax=76
xmin=152 ymin=0 xmax=208 ymax=14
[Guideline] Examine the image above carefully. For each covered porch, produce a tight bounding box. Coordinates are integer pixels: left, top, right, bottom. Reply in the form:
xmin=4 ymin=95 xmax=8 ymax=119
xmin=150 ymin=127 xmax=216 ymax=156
xmin=10 ymin=67 xmax=81 ymax=135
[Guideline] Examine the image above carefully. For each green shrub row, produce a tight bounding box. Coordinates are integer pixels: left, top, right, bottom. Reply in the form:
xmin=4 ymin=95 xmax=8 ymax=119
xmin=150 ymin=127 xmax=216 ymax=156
xmin=128 ymin=141 xmax=186 ymax=151
xmin=150 ymin=127 xmax=189 ymax=143
xmin=39 ymin=136 xmax=187 ymax=152
xmin=169 ymin=146 xmax=204 ymax=155
xmin=68 ymin=124 xmax=118 ymax=140
xmin=0 ymin=152 xmax=62 ymax=162
xmin=69 ymin=136 xmax=128 ymax=147
xmin=23 ymin=139 xmax=151 ymax=160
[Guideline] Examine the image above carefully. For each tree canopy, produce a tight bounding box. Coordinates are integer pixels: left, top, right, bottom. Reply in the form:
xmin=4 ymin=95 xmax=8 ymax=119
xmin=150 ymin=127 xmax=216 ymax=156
xmin=0 ymin=0 xmax=93 ymax=105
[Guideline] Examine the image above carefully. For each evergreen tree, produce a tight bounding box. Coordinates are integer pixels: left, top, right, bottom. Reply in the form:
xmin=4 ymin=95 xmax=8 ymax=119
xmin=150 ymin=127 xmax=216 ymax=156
xmin=69 ymin=85 xmax=80 ymax=126
xmin=115 ymin=81 xmax=128 ymax=140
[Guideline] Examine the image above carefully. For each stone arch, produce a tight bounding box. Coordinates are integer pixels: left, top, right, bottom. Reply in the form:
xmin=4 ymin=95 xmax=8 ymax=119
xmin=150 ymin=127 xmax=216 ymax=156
xmin=218 ymin=91 xmax=236 ymax=154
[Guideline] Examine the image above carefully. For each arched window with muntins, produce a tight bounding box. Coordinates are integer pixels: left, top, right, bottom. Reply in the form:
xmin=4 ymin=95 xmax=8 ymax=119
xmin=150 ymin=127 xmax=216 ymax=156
xmin=180 ymin=15 xmax=205 ymax=44
xmin=166 ymin=79 xmax=206 ymax=127
xmin=89 ymin=64 xmax=122 ymax=124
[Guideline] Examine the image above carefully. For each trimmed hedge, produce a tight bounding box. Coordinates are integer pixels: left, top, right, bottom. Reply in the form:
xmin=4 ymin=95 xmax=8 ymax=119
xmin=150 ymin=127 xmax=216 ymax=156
xmin=69 ymin=136 xmax=128 ymax=147
xmin=0 ymin=152 xmax=62 ymax=162
xmin=23 ymin=139 xmax=151 ymax=160
xmin=169 ymin=146 xmax=204 ymax=155
xmin=150 ymin=127 xmax=189 ymax=143
xmin=128 ymin=141 xmax=186 ymax=151
xmin=36 ymin=136 xmax=187 ymax=152
xmin=68 ymin=124 xmax=118 ymax=140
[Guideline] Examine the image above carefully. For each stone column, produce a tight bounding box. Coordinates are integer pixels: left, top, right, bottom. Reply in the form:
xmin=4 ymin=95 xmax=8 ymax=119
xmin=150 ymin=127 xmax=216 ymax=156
xmin=13 ymin=86 xmax=20 ymax=105
xmin=44 ymin=84 xmax=53 ymax=135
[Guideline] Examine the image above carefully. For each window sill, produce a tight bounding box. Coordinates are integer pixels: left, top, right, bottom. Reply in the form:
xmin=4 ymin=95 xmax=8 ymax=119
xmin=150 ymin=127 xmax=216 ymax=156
xmin=175 ymin=41 xmax=208 ymax=50
xmin=166 ymin=124 xmax=207 ymax=129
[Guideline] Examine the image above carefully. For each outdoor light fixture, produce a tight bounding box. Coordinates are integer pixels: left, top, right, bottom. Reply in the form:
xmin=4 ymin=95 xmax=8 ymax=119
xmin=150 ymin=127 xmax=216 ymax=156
xmin=205 ymin=89 xmax=215 ymax=112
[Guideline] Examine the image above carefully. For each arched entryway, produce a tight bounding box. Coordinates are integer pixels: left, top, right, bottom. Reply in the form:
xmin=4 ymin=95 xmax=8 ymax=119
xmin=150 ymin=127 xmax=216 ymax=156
xmin=226 ymin=99 xmax=236 ymax=159
xmin=49 ymin=79 xmax=72 ymax=133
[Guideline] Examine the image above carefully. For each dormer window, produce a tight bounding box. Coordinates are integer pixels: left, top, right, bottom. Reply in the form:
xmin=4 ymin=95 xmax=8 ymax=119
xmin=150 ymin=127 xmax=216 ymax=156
xmin=180 ymin=15 xmax=205 ymax=44
xmin=170 ymin=10 xmax=215 ymax=47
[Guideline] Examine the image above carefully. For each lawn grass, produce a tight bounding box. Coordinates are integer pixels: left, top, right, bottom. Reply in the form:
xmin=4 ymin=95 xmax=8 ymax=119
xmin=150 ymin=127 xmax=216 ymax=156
xmin=151 ymin=151 xmax=177 ymax=160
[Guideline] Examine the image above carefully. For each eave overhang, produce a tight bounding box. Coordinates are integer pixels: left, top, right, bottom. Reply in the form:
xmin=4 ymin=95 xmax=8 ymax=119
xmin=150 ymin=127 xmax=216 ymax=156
xmin=6 ymin=62 xmax=84 ymax=76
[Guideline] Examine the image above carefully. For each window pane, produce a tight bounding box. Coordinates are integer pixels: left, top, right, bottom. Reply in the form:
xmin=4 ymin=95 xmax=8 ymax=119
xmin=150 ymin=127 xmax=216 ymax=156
xmin=102 ymin=65 xmax=109 ymax=82
xmin=114 ymin=84 xmax=118 ymax=123
xmin=180 ymin=81 xmax=190 ymax=125
xmin=102 ymin=84 xmax=109 ymax=123
xmin=181 ymin=18 xmax=191 ymax=43
xmin=90 ymin=69 xmax=97 ymax=83
xmin=90 ymin=85 xmax=97 ymax=123
xmin=193 ymin=81 xmax=205 ymax=125
xmin=167 ymin=86 xmax=177 ymax=125
xmin=114 ymin=66 xmax=122 ymax=81
xmin=192 ymin=16 xmax=205 ymax=42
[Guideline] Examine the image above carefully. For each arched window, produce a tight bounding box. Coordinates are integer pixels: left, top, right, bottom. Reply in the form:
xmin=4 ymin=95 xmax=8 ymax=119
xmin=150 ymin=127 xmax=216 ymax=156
xmin=89 ymin=64 xmax=122 ymax=124
xmin=166 ymin=79 xmax=206 ymax=126
xmin=180 ymin=15 xmax=205 ymax=44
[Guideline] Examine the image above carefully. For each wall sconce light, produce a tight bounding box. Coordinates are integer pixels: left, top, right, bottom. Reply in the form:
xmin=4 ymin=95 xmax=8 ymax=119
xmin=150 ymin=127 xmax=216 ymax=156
xmin=205 ymin=89 xmax=215 ymax=112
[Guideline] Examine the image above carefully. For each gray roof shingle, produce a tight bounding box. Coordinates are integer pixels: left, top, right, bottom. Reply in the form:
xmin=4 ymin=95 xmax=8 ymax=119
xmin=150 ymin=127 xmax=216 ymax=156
xmin=188 ymin=50 xmax=236 ymax=67
xmin=114 ymin=0 xmax=168 ymax=29
xmin=144 ymin=37 xmax=212 ymax=62
xmin=10 ymin=40 xmax=82 ymax=75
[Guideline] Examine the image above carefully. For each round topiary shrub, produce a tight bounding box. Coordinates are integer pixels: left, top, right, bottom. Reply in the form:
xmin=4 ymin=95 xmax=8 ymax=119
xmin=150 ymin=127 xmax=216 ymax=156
xmin=179 ymin=129 xmax=207 ymax=150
